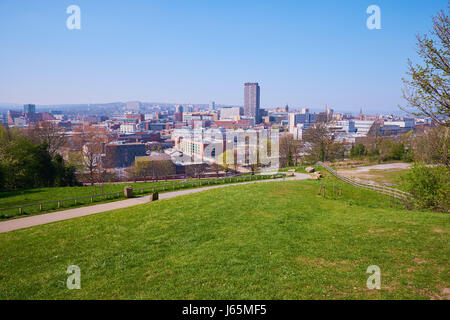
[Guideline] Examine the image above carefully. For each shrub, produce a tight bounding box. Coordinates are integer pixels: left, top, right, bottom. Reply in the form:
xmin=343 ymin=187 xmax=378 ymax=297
xmin=403 ymin=162 xmax=449 ymax=212
xmin=350 ymin=144 xmax=367 ymax=158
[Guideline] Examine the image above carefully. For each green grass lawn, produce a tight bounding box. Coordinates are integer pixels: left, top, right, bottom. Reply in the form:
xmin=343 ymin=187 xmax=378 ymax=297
xmin=0 ymin=175 xmax=448 ymax=299
xmin=0 ymin=180 xmax=178 ymax=206
xmin=0 ymin=175 xmax=276 ymax=220
xmin=0 ymin=180 xmax=175 ymax=219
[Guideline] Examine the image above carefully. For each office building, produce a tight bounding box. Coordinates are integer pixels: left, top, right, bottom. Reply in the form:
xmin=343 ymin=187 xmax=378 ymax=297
xmin=244 ymin=83 xmax=260 ymax=123
xmin=219 ymin=106 xmax=242 ymax=120
xmin=104 ymin=143 xmax=147 ymax=168
xmin=24 ymin=104 xmax=36 ymax=114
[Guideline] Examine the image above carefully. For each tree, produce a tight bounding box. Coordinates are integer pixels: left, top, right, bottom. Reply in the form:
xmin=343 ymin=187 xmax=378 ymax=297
xmin=0 ymin=124 xmax=77 ymax=189
xmin=364 ymin=121 xmax=384 ymax=152
xmin=31 ymin=142 xmax=56 ymax=187
xmin=126 ymin=165 xmax=139 ymax=183
xmin=53 ymin=154 xmax=77 ymax=187
xmin=132 ymin=159 xmax=153 ymax=182
xmin=209 ymin=162 xmax=221 ymax=177
xmin=74 ymin=132 xmax=105 ymax=186
xmin=0 ymin=125 xmax=42 ymax=189
xmin=350 ymin=144 xmax=367 ymax=158
xmin=27 ymin=121 xmax=67 ymax=158
xmin=0 ymin=163 xmax=4 ymax=191
xmin=328 ymin=142 xmax=346 ymax=161
xmin=412 ymin=126 xmax=449 ymax=168
xmin=302 ymin=123 xmax=336 ymax=162
xmin=154 ymin=160 xmax=175 ymax=180
xmin=186 ymin=163 xmax=207 ymax=179
xmin=217 ymin=149 xmax=235 ymax=174
xmin=279 ymin=134 xmax=303 ymax=167
xmin=402 ymin=8 xmax=450 ymax=127
xmin=404 ymin=162 xmax=449 ymax=212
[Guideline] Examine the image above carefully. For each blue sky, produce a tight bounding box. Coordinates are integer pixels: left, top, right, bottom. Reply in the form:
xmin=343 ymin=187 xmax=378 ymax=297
xmin=0 ymin=0 xmax=447 ymax=113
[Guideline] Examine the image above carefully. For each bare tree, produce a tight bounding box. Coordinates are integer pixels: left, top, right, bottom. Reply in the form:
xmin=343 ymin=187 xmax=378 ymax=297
xmin=402 ymin=8 xmax=450 ymax=127
xmin=28 ymin=121 xmax=67 ymax=157
xmin=186 ymin=163 xmax=208 ymax=179
xmin=302 ymin=123 xmax=336 ymax=163
xmin=126 ymin=165 xmax=139 ymax=183
xmin=153 ymin=160 xmax=174 ymax=180
xmin=74 ymin=132 xmax=105 ymax=186
xmin=131 ymin=159 xmax=153 ymax=182
xmin=362 ymin=120 xmax=384 ymax=152
xmin=209 ymin=162 xmax=221 ymax=177
xmin=279 ymin=133 xmax=303 ymax=167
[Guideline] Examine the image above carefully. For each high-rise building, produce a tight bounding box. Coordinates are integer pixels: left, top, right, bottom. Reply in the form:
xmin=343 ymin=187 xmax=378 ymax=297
xmin=209 ymin=101 xmax=215 ymax=111
xmin=244 ymin=83 xmax=260 ymax=123
xmin=175 ymin=104 xmax=184 ymax=113
xmin=300 ymin=108 xmax=309 ymax=114
xmin=24 ymin=104 xmax=35 ymax=114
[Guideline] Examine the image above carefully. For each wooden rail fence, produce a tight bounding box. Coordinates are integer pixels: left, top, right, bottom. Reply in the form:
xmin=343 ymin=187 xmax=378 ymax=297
xmin=0 ymin=174 xmax=285 ymax=217
xmin=316 ymin=161 xmax=414 ymax=202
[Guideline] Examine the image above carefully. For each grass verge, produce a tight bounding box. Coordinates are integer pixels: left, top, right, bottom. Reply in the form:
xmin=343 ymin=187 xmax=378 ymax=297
xmin=0 ymin=175 xmax=448 ymax=299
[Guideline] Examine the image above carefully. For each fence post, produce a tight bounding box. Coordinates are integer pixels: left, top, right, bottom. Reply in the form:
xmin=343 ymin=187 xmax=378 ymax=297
xmin=58 ymin=201 xmax=61 ymax=209
xmin=19 ymin=207 xmax=23 ymax=215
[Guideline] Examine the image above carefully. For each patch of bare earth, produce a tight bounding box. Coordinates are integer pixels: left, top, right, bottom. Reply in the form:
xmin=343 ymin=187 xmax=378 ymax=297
xmin=440 ymin=288 xmax=450 ymax=300
xmin=413 ymin=258 xmax=426 ymax=264
xmin=368 ymin=229 xmax=385 ymax=233
xmin=432 ymin=228 xmax=447 ymax=234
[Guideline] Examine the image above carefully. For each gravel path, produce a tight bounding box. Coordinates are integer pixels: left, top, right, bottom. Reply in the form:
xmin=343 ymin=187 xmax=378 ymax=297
xmin=354 ymin=163 xmax=411 ymax=172
xmin=0 ymin=173 xmax=310 ymax=234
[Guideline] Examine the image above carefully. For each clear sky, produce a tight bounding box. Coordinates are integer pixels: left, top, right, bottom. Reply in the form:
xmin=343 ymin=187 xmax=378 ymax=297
xmin=0 ymin=0 xmax=447 ymax=113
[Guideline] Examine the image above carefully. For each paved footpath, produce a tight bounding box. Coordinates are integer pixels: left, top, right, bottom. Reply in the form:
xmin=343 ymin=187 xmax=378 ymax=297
xmin=0 ymin=173 xmax=310 ymax=234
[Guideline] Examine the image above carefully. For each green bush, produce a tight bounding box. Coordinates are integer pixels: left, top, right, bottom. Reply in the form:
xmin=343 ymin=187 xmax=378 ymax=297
xmin=350 ymin=144 xmax=367 ymax=158
xmin=404 ymin=162 xmax=449 ymax=212
xmin=0 ymin=125 xmax=78 ymax=190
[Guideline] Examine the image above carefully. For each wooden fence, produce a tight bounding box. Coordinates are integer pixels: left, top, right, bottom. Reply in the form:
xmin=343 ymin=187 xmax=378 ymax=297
xmin=0 ymin=173 xmax=285 ymax=218
xmin=316 ymin=161 xmax=414 ymax=202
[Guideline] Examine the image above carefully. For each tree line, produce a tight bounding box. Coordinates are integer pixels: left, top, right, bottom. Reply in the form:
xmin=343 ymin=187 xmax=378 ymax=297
xmin=0 ymin=123 xmax=78 ymax=191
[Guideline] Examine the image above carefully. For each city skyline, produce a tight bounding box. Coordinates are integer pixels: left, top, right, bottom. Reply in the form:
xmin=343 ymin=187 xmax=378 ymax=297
xmin=0 ymin=99 xmax=416 ymax=116
xmin=0 ymin=0 xmax=448 ymax=112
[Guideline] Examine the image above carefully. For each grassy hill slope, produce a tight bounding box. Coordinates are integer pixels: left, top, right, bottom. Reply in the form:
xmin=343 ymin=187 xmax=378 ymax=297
xmin=0 ymin=177 xmax=448 ymax=299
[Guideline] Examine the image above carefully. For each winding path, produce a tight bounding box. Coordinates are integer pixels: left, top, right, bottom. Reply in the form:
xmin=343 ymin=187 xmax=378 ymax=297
xmin=0 ymin=173 xmax=310 ymax=234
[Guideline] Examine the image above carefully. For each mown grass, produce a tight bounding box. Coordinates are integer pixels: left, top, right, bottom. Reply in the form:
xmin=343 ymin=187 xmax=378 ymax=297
xmin=0 ymin=181 xmax=172 ymax=207
xmin=0 ymin=175 xmax=275 ymax=220
xmin=0 ymin=175 xmax=448 ymax=300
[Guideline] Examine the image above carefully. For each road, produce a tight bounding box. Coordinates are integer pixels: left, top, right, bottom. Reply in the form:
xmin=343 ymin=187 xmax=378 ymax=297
xmin=0 ymin=173 xmax=310 ymax=234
